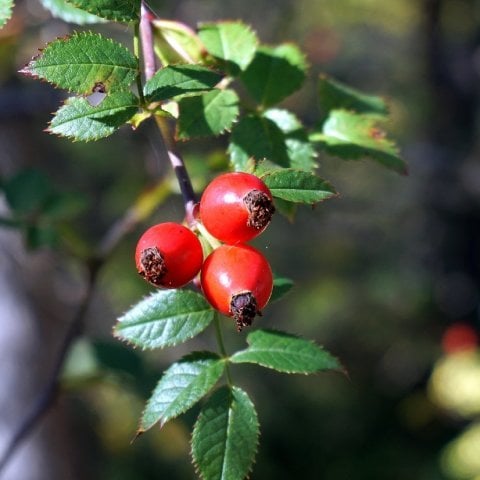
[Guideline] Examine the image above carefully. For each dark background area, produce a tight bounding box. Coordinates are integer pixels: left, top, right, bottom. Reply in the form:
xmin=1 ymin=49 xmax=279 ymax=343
xmin=2 ymin=0 xmax=480 ymax=479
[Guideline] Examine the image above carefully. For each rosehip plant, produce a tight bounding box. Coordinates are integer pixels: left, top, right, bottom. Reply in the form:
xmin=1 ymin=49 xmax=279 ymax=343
xmin=0 ymin=0 xmax=406 ymax=478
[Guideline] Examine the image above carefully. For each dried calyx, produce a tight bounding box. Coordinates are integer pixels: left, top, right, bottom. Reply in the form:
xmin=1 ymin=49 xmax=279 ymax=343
xmin=230 ymin=292 xmax=261 ymax=331
xmin=138 ymin=247 xmax=167 ymax=286
xmin=244 ymin=190 xmax=275 ymax=230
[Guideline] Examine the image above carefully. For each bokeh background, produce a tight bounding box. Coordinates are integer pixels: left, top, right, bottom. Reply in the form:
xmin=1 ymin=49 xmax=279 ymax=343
xmin=2 ymin=0 xmax=480 ymax=479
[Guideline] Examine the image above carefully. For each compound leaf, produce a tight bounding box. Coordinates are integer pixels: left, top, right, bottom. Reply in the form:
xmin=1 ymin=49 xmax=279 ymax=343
xmin=311 ymin=109 xmax=407 ymax=174
xmin=192 ymin=386 xmax=259 ymax=480
xmin=241 ymin=44 xmax=307 ymax=107
xmin=144 ymin=65 xmax=222 ymax=102
xmin=48 ymin=91 xmax=138 ymax=142
xmin=177 ymin=89 xmax=239 ymax=140
xmin=198 ymin=21 xmax=258 ymax=76
xmin=66 ymin=0 xmax=139 ymax=21
xmin=114 ymin=290 xmax=215 ymax=350
xmin=40 ymin=0 xmax=105 ymax=24
xmin=140 ymin=352 xmax=225 ymax=432
xmin=0 ymin=0 xmax=13 ymax=28
xmin=318 ymin=75 xmax=388 ymax=117
xmin=262 ymin=169 xmax=337 ymax=204
xmin=21 ymin=32 xmax=138 ymax=95
xmin=230 ymin=329 xmax=341 ymax=374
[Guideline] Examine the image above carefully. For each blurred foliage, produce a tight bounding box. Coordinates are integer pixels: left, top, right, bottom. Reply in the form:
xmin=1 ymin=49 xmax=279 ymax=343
xmin=2 ymin=0 xmax=480 ymax=479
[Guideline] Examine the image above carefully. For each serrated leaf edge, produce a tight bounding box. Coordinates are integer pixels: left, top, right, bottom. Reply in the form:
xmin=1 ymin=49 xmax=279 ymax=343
xmin=45 ymin=94 xmax=138 ymax=142
xmin=112 ymin=290 xmax=215 ymax=351
xmin=19 ymin=31 xmax=138 ymax=95
xmin=230 ymin=328 xmax=346 ymax=375
xmin=191 ymin=386 xmax=260 ymax=480
xmin=260 ymin=168 xmax=339 ymax=204
xmin=137 ymin=351 xmax=225 ymax=435
xmin=65 ymin=0 xmax=139 ymax=22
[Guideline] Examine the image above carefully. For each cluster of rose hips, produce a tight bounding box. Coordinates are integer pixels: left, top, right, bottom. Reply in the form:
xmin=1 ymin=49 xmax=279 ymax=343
xmin=135 ymin=172 xmax=276 ymax=331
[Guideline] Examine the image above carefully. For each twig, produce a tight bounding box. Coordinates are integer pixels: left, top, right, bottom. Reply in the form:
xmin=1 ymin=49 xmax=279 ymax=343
xmin=141 ymin=1 xmax=198 ymax=225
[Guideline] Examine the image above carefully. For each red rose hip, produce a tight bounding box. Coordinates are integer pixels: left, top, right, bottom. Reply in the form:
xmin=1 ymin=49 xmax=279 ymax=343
xmin=200 ymin=244 xmax=273 ymax=330
xmin=135 ymin=222 xmax=203 ymax=288
xmin=199 ymin=172 xmax=275 ymax=244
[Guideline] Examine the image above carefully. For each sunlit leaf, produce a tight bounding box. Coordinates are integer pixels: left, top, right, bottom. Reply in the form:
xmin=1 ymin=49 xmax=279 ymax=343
xmin=0 ymin=0 xmax=13 ymax=28
xmin=152 ymin=19 xmax=204 ymax=65
xmin=114 ymin=290 xmax=215 ymax=350
xmin=20 ymin=32 xmax=138 ymax=95
xmin=198 ymin=21 xmax=258 ymax=76
xmin=230 ymin=329 xmax=342 ymax=374
xmin=144 ymin=65 xmax=222 ymax=102
xmin=48 ymin=92 xmax=138 ymax=142
xmin=310 ymin=109 xmax=407 ymax=174
xmin=176 ymin=89 xmax=239 ymax=140
xmin=192 ymin=386 xmax=259 ymax=480
xmin=262 ymin=169 xmax=337 ymax=204
xmin=66 ymin=0 xmax=139 ymax=21
xmin=241 ymin=44 xmax=307 ymax=107
xmin=263 ymin=108 xmax=317 ymax=172
xmin=140 ymin=352 xmax=224 ymax=432
xmin=40 ymin=0 xmax=105 ymax=24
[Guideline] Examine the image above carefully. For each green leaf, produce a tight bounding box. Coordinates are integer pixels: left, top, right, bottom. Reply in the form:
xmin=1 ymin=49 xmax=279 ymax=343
xmin=66 ymin=0 xmax=139 ymax=21
xmin=310 ymin=109 xmax=407 ymax=174
xmin=263 ymin=108 xmax=317 ymax=172
xmin=40 ymin=0 xmax=105 ymax=24
xmin=262 ymin=169 xmax=337 ymax=204
xmin=152 ymin=19 xmax=204 ymax=66
xmin=21 ymin=32 xmax=138 ymax=95
xmin=270 ymin=277 xmax=294 ymax=303
xmin=228 ymin=115 xmax=290 ymax=172
xmin=318 ymin=75 xmax=388 ymax=117
xmin=230 ymin=329 xmax=341 ymax=374
xmin=114 ymin=290 xmax=215 ymax=350
xmin=198 ymin=21 xmax=258 ymax=76
xmin=0 ymin=0 xmax=13 ymax=28
xmin=48 ymin=92 xmax=138 ymax=142
xmin=192 ymin=386 xmax=259 ymax=480
xmin=176 ymin=89 xmax=239 ymax=140
xmin=140 ymin=352 xmax=225 ymax=432
xmin=144 ymin=65 xmax=222 ymax=103
xmin=241 ymin=44 xmax=307 ymax=107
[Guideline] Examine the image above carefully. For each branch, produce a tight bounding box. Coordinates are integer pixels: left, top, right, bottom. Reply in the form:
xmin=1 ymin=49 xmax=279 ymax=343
xmin=141 ymin=1 xmax=198 ymax=226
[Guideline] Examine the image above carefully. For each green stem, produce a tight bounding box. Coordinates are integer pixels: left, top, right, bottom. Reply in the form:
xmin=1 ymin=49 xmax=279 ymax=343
xmin=134 ymin=21 xmax=146 ymax=105
xmin=214 ymin=313 xmax=233 ymax=387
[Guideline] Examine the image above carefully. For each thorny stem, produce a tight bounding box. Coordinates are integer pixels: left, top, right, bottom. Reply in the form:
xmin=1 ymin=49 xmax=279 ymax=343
xmin=214 ymin=314 xmax=233 ymax=387
xmin=139 ymin=1 xmax=198 ymax=225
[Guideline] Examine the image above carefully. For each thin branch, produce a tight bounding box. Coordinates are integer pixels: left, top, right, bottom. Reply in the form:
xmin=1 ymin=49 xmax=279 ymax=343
xmin=140 ymin=1 xmax=156 ymax=81
xmin=140 ymin=1 xmax=198 ymax=225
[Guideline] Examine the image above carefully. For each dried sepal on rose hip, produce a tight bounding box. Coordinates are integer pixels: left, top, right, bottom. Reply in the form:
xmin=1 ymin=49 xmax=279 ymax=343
xmin=200 ymin=244 xmax=273 ymax=331
xmin=135 ymin=222 xmax=203 ymax=288
xmin=199 ymin=172 xmax=275 ymax=244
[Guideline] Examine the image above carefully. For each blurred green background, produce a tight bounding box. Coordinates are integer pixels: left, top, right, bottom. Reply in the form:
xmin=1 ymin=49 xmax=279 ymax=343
xmin=2 ymin=0 xmax=480 ymax=479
